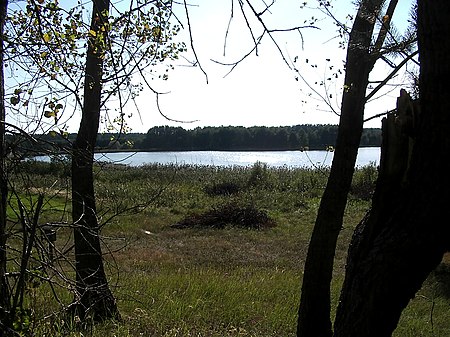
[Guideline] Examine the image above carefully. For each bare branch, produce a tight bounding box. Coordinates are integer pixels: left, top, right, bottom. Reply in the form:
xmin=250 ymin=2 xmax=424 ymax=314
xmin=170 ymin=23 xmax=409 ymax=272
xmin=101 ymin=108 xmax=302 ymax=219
xmin=212 ymin=33 xmax=265 ymax=77
xmin=258 ymin=0 xmax=275 ymax=16
xmin=365 ymin=50 xmax=418 ymax=102
xmin=135 ymin=59 xmax=199 ymax=124
xmin=214 ymin=0 xmax=318 ymax=76
xmin=223 ymin=0 xmax=235 ymax=56
xmin=183 ymin=0 xmax=208 ymax=83
xmin=363 ymin=108 xmax=394 ymax=123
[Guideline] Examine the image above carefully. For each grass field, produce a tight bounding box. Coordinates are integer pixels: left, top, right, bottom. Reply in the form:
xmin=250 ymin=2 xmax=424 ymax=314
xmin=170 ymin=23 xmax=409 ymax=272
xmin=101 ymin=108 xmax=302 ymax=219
xmin=6 ymin=160 xmax=450 ymax=336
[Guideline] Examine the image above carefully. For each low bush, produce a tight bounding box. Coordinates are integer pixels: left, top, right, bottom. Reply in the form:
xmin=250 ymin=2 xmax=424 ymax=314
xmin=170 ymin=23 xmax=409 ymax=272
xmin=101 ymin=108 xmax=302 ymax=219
xmin=247 ymin=161 xmax=273 ymax=188
xmin=204 ymin=181 xmax=242 ymax=196
xmin=172 ymin=202 xmax=276 ymax=229
xmin=432 ymin=262 xmax=450 ymax=298
xmin=350 ymin=164 xmax=378 ymax=200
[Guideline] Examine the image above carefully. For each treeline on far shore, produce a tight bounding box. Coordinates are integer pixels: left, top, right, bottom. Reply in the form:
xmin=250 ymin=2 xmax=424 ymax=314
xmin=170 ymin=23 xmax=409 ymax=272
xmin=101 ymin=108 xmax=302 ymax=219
xmin=99 ymin=125 xmax=381 ymax=151
xmin=10 ymin=124 xmax=382 ymax=154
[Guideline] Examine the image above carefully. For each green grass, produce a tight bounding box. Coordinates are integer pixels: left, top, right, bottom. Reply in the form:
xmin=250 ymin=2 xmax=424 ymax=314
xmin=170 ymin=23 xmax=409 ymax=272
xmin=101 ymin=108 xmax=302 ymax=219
xmin=5 ymin=161 xmax=450 ymax=336
xmin=112 ymin=266 xmax=300 ymax=336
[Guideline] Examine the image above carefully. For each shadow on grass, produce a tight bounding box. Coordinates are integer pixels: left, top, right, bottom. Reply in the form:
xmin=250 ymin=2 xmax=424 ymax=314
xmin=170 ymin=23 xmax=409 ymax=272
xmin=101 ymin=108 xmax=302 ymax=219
xmin=432 ymin=263 xmax=450 ymax=298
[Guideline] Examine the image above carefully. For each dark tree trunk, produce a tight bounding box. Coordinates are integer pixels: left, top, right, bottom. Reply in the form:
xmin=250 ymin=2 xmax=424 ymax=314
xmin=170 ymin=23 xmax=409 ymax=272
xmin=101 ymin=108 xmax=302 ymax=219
xmin=0 ymin=0 xmax=10 ymax=329
xmin=297 ymin=1 xmax=385 ymax=336
xmin=333 ymin=1 xmax=450 ymax=336
xmin=71 ymin=0 xmax=118 ymax=321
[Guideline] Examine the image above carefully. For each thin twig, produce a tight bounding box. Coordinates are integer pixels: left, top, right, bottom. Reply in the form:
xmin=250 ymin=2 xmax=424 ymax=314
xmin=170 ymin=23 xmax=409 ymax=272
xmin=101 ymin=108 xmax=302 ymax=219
xmin=365 ymin=50 xmax=418 ymax=102
xmin=183 ymin=0 xmax=208 ymax=83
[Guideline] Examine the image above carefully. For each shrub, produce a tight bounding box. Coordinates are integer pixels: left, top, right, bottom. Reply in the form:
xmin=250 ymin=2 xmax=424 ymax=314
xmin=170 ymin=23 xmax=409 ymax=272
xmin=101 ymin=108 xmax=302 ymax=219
xmin=204 ymin=181 xmax=242 ymax=196
xmin=172 ymin=202 xmax=276 ymax=229
xmin=432 ymin=263 xmax=450 ymax=298
xmin=351 ymin=164 xmax=378 ymax=200
xmin=247 ymin=161 xmax=272 ymax=188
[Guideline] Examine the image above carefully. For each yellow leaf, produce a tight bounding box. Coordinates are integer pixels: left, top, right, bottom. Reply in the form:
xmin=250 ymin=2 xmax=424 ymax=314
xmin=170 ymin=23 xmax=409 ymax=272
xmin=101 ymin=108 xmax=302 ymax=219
xmin=48 ymin=131 xmax=57 ymax=137
xmin=152 ymin=27 xmax=161 ymax=39
xmin=43 ymin=32 xmax=52 ymax=43
xmin=89 ymin=30 xmax=97 ymax=37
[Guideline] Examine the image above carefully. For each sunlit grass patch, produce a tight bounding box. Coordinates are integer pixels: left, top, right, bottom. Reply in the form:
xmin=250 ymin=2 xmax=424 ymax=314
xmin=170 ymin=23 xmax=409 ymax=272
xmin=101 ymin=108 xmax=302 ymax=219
xmin=115 ymin=266 xmax=301 ymax=336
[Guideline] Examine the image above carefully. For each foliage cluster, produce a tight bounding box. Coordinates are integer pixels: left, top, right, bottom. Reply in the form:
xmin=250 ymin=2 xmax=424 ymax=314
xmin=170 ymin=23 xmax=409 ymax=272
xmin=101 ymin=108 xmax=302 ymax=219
xmin=2 ymin=0 xmax=188 ymax=326
xmin=4 ymin=0 xmax=186 ymax=136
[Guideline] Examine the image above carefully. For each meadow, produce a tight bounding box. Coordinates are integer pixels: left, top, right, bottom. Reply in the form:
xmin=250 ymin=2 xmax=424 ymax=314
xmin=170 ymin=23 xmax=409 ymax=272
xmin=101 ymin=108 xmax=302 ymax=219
xmin=7 ymin=160 xmax=450 ymax=336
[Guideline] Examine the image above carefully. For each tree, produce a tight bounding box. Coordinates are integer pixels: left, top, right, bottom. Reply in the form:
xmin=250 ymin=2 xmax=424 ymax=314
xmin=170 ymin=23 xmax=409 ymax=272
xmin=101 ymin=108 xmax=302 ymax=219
xmin=296 ymin=1 xmax=417 ymax=335
xmin=333 ymin=0 xmax=450 ymax=335
xmin=0 ymin=0 xmax=10 ymax=329
xmin=69 ymin=0 xmax=118 ymax=320
xmin=69 ymin=0 xmax=185 ymax=321
xmin=1 ymin=3 xmax=76 ymax=332
xmin=4 ymin=0 xmax=186 ymax=323
xmin=211 ymin=1 xmax=414 ymax=334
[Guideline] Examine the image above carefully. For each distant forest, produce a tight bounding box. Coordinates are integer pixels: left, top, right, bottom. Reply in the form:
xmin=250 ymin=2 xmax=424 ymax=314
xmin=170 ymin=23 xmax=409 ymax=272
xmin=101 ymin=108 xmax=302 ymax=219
xmin=126 ymin=125 xmax=382 ymax=151
xmin=12 ymin=125 xmax=382 ymax=154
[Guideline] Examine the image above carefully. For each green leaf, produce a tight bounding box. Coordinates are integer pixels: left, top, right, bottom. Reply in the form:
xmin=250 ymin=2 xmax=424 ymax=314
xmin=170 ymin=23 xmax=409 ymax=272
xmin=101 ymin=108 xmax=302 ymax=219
xmin=10 ymin=96 xmax=20 ymax=105
xmin=44 ymin=110 xmax=56 ymax=118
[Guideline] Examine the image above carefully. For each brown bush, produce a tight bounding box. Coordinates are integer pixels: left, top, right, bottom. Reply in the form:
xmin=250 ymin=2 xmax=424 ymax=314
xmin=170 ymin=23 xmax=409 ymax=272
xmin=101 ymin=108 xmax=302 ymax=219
xmin=172 ymin=203 xmax=276 ymax=230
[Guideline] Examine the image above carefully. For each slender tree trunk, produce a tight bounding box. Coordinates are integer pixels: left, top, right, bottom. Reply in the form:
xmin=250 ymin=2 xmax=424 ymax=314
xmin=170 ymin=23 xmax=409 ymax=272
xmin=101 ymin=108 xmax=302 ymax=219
xmin=334 ymin=1 xmax=450 ymax=336
xmin=0 ymin=0 xmax=10 ymax=329
xmin=71 ymin=0 xmax=118 ymax=321
xmin=297 ymin=1 xmax=384 ymax=336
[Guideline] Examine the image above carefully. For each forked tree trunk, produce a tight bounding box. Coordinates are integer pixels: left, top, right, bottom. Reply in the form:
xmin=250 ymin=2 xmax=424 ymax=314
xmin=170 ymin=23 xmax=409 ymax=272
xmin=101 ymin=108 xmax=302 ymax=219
xmin=333 ymin=1 xmax=450 ymax=336
xmin=71 ymin=0 xmax=118 ymax=321
xmin=297 ymin=1 xmax=386 ymax=336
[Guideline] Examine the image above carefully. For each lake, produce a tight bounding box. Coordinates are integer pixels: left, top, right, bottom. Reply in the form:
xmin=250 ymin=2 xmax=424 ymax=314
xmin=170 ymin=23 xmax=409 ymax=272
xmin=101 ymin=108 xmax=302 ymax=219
xmin=87 ymin=147 xmax=380 ymax=168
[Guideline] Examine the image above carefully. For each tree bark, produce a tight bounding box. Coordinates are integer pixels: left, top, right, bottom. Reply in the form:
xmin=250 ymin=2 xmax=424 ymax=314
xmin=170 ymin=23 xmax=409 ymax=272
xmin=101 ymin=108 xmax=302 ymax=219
xmin=297 ymin=1 xmax=385 ymax=336
xmin=71 ymin=0 xmax=118 ymax=321
xmin=0 ymin=0 xmax=10 ymax=330
xmin=334 ymin=1 xmax=450 ymax=336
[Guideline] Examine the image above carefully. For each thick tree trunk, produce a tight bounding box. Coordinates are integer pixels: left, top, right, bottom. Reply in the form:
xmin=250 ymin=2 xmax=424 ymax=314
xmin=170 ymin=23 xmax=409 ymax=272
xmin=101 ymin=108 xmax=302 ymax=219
xmin=296 ymin=1 xmax=384 ymax=336
xmin=0 ymin=0 xmax=10 ymax=329
xmin=71 ymin=0 xmax=118 ymax=321
xmin=333 ymin=1 xmax=450 ymax=336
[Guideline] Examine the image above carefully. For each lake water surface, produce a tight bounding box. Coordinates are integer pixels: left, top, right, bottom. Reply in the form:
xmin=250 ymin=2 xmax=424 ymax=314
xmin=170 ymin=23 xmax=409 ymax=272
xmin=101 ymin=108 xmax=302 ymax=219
xmin=90 ymin=147 xmax=380 ymax=168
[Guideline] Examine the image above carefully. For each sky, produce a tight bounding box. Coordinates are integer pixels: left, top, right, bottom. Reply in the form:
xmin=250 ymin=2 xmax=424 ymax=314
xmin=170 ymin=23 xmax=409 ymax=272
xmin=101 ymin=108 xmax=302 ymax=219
xmin=6 ymin=0 xmax=417 ymax=134
xmin=120 ymin=0 xmax=417 ymax=133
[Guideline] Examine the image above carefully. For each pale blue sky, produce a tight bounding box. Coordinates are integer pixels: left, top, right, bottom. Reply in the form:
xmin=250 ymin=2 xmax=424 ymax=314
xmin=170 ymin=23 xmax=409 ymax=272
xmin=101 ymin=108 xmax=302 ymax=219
xmin=124 ymin=0 xmax=417 ymax=133
xmin=5 ymin=0 xmax=417 ymax=134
